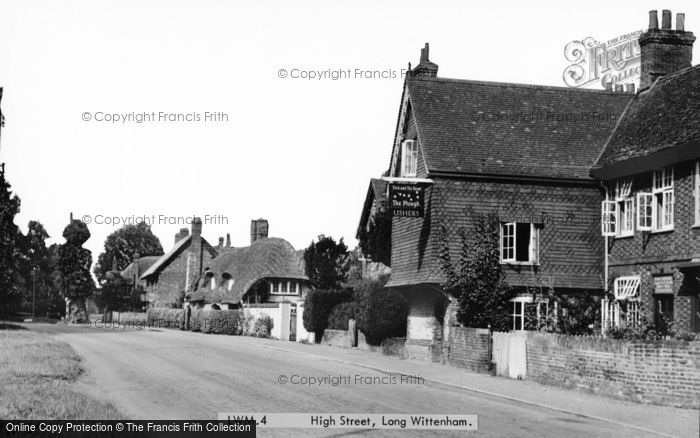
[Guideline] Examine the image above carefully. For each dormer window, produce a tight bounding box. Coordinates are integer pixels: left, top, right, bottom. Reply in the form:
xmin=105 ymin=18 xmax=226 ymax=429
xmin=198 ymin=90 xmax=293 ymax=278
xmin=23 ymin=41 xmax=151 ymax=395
xmin=400 ymin=140 xmax=418 ymax=177
xmin=205 ymin=272 xmax=216 ymax=290
xmin=222 ymin=273 xmax=234 ymax=291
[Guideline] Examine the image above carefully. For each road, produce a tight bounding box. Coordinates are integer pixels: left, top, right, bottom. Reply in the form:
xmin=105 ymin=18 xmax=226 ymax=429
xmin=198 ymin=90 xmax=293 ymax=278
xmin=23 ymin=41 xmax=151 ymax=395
xmin=55 ymin=328 xmax=691 ymax=438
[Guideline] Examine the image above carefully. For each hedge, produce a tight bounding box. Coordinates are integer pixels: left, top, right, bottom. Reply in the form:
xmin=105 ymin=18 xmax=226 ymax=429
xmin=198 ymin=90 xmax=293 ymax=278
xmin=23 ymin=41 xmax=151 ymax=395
xmin=327 ymin=301 xmax=357 ymax=330
xmin=354 ymin=279 xmax=408 ymax=345
xmin=147 ymin=308 xmax=185 ymax=330
xmin=303 ymin=289 xmax=353 ymax=335
xmin=189 ymin=309 xmax=243 ymax=335
xmin=252 ymin=314 xmax=274 ymax=338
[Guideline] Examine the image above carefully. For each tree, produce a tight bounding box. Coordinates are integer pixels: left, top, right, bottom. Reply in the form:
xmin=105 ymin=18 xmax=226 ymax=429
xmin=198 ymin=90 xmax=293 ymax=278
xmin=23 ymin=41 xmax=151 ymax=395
xmin=0 ymin=166 xmax=21 ymax=315
xmin=354 ymin=276 xmax=407 ymax=345
xmin=303 ymin=235 xmax=349 ymax=290
xmin=358 ymin=207 xmax=392 ymax=266
xmin=16 ymin=221 xmax=61 ymax=317
xmin=55 ymin=219 xmax=95 ymax=322
xmin=438 ymin=213 xmax=511 ymax=331
xmin=93 ymin=222 xmax=163 ymax=283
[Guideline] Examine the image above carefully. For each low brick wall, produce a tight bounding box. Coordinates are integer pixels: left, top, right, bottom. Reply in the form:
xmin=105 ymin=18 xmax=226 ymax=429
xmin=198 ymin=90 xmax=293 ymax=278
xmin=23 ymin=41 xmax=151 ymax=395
xmin=321 ymin=329 xmax=351 ymax=348
xmin=526 ymin=332 xmax=700 ymax=408
xmin=445 ymin=327 xmax=491 ymax=372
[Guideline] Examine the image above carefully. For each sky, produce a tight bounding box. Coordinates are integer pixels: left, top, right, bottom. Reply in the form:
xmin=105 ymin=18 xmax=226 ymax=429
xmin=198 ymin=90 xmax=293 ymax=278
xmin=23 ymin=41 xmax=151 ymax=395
xmin=1 ymin=0 xmax=699 ymax=264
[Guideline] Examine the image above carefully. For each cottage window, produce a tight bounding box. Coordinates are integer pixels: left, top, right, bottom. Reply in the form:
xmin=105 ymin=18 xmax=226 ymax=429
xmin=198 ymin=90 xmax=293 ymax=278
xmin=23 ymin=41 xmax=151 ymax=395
xmin=270 ymin=281 xmax=279 ymax=294
xmin=694 ymin=161 xmax=700 ymax=226
xmin=400 ymin=140 xmax=417 ymax=177
xmin=511 ymin=301 xmax=526 ymax=331
xmin=636 ymin=193 xmax=653 ymax=231
xmin=652 ymin=167 xmax=674 ymax=231
xmin=615 ymin=179 xmax=634 ymax=237
xmin=270 ymin=280 xmax=298 ymax=295
xmin=601 ymin=200 xmax=616 ymax=236
xmin=280 ymin=281 xmax=288 ymax=293
xmin=500 ymin=222 xmax=539 ymax=264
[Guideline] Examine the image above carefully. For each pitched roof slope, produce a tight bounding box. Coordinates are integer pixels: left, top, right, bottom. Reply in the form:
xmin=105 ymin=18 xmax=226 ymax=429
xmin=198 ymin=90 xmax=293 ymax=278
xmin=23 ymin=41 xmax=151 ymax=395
xmin=593 ymin=65 xmax=700 ymax=170
xmin=188 ymin=237 xmax=308 ymax=304
xmin=120 ymin=256 xmax=160 ymax=283
xmin=407 ymin=78 xmax=633 ymax=179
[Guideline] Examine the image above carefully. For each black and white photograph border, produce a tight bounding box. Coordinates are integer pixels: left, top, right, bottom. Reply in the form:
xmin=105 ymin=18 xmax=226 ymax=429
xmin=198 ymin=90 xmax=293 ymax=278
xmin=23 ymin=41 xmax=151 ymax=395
xmin=0 ymin=1 xmax=699 ymax=437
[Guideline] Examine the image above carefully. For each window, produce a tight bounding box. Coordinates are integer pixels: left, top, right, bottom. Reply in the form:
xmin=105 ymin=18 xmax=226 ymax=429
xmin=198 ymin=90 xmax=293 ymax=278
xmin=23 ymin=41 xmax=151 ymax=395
xmin=695 ymin=161 xmax=700 ymax=226
xmin=614 ymin=275 xmax=640 ymax=300
xmin=653 ymin=167 xmax=674 ymax=231
xmin=500 ymin=222 xmax=539 ymax=264
xmin=270 ymin=280 xmax=299 ymax=295
xmin=400 ymin=140 xmax=417 ymax=177
xmin=601 ymin=200 xmax=616 ymax=236
xmin=511 ymin=300 xmax=526 ymax=331
xmin=615 ymin=179 xmax=634 ymax=237
xmin=637 ymin=192 xmax=653 ymax=230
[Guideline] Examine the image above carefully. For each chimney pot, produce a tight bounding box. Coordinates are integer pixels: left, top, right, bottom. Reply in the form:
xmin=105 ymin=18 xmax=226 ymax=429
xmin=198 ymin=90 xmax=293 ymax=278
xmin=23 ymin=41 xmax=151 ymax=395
xmin=649 ymin=10 xmax=659 ymax=29
xmin=677 ymin=13 xmax=686 ymax=31
xmin=218 ymin=237 xmax=224 ymax=247
xmin=662 ymin=10 xmax=672 ymax=29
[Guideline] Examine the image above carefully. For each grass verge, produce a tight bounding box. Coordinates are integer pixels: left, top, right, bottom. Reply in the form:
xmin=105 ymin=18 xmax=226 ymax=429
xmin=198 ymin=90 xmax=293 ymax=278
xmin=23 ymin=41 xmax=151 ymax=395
xmin=0 ymin=328 xmax=122 ymax=419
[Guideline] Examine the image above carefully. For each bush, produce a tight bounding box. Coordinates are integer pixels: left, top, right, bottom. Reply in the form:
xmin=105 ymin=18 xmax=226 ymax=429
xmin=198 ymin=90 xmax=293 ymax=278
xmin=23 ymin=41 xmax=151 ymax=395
xmin=147 ymin=308 xmax=185 ymax=330
xmin=327 ymin=301 xmax=357 ymax=330
xmin=252 ymin=315 xmax=274 ymax=338
xmin=189 ymin=309 xmax=243 ymax=335
xmin=354 ymin=279 xmax=408 ymax=345
xmin=303 ymin=289 xmax=353 ymax=335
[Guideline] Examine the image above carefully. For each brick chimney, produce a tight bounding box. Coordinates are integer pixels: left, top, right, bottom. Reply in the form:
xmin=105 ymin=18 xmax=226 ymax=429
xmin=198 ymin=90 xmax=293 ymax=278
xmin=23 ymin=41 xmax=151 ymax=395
xmin=185 ymin=217 xmax=203 ymax=293
xmin=175 ymin=227 xmax=189 ymax=244
xmin=410 ymin=43 xmax=438 ymax=79
xmin=218 ymin=237 xmax=224 ymax=248
xmin=225 ymin=233 xmax=231 ymax=248
xmin=639 ymin=10 xmax=695 ymax=90
xmin=250 ymin=219 xmax=269 ymax=244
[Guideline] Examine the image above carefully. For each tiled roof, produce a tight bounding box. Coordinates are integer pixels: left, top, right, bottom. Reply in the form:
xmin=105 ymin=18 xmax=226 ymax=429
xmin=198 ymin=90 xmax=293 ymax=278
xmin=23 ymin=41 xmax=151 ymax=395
xmin=406 ymin=77 xmax=633 ymax=179
xmin=140 ymin=236 xmax=217 ymax=279
xmin=188 ymin=237 xmax=308 ymax=304
xmin=593 ymin=65 xmax=700 ymax=172
xmin=119 ymin=256 xmax=160 ymax=284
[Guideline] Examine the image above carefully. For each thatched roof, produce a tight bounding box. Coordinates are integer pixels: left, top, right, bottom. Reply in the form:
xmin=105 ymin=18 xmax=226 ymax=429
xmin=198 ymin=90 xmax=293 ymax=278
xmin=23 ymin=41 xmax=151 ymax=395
xmin=187 ymin=237 xmax=308 ymax=304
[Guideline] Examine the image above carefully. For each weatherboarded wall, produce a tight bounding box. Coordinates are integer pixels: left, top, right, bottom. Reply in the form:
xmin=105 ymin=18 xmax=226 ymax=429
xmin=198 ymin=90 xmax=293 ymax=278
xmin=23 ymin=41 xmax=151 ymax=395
xmin=525 ymin=332 xmax=700 ymax=408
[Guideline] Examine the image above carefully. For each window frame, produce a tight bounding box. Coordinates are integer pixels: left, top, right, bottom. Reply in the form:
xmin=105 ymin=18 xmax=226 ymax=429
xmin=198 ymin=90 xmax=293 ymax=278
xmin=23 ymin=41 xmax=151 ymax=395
xmin=269 ymin=280 xmax=299 ymax=296
xmin=500 ymin=222 xmax=539 ymax=265
xmin=652 ymin=167 xmax=674 ymax=232
xmin=614 ymin=179 xmax=634 ymax=237
xmin=601 ymin=200 xmax=617 ymax=237
xmin=400 ymin=140 xmax=418 ymax=177
xmin=637 ymin=192 xmax=654 ymax=231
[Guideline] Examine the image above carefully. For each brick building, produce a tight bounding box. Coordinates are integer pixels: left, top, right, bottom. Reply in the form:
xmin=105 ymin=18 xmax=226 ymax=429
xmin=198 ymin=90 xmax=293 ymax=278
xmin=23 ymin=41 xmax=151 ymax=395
xmin=140 ymin=217 xmax=220 ymax=308
xmin=358 ymin=43 xmax=634 ymax=357
xmin=592 ymin=10 xmax=700 ymax=334
xmin=360 ymin=10 xmax=700 ymax=349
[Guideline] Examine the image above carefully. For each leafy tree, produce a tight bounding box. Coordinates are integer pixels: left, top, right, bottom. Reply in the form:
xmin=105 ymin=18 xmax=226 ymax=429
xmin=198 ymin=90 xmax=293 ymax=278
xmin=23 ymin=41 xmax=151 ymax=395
xmin=438 ymin=213 xmax=511 ymax=331
xmin=93 ymin=222 xmax=163 ymax=283
xmin=303 ymin=235 xmax=349 ymax=290
xmin=358 ymin=207 xmax=392 ymax=266
xmin=16 ymin=221 xmax=61 ymax=317
xmin=55 ymin=219 xmax=95 ymax=322
xmin=0 ymin=166 xmax=21 ymax=315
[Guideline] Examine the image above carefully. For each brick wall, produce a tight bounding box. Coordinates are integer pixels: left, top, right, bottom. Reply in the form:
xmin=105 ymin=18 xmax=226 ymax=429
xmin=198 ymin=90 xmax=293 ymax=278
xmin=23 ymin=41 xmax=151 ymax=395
xmin=445 ymin=327 xmax=491 ymax=372
xmin=526 ymin=332 xmax=700 ymax=408
xmin=321 ymin=329 xmax=351 ymax=348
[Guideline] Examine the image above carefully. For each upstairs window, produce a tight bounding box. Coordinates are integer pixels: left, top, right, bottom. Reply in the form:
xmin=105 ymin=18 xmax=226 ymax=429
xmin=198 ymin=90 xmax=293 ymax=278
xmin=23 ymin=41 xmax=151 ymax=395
xmin=695 ymin=161 xmax=700 ymax=226
xmin=270 ymin=280 xmax=299 ymax=295
xmin=601 ymin=200 xmax=617 ymax=236
xmin=637 ymin=167 xmax=674 ymax=232
xmin=501 ymin=222 xmax=539 ymax=264
xmin=615 ymin=179 xmax=634 ymax=237
xmin=400 ymin=140 xmax=418 ymax=177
